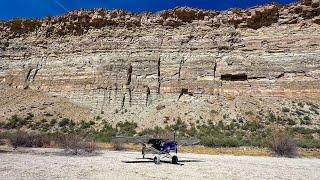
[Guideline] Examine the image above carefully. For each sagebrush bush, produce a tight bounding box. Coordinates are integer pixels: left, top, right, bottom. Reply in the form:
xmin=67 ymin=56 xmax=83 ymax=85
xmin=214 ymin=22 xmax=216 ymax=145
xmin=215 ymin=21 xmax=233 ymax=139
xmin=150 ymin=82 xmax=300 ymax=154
xmin=116 ymin=121 xmax=137 ymax=136
xmin=8 ymin=131 xmax=51 ymax=148
xmin=57 ymin=134 xmax=97 ymax=155
xmin=111 ymin=139 xmax=124 ymax=151
xmin=5 ymin=115 xmax=28 ymax=129
xmin=0 ymin=131 xmax=9 ymax=145
xmin=267 ymin=131 xmax=297 ymax=158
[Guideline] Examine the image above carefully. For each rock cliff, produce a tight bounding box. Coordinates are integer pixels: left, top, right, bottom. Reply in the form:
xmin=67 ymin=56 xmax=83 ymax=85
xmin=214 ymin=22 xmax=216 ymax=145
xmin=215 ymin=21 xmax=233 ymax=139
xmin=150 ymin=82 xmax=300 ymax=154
xmin=0 ymin=1 xmax=319 ymax=128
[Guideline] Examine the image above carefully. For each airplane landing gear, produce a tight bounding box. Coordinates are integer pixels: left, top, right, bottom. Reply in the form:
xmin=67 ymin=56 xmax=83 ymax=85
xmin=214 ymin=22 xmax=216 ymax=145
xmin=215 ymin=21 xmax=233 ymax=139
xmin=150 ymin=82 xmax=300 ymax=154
xmin=154 ymin=155 xmax=160 ymax=164
xmin=172 ymin=155 xmax=178 ymax=164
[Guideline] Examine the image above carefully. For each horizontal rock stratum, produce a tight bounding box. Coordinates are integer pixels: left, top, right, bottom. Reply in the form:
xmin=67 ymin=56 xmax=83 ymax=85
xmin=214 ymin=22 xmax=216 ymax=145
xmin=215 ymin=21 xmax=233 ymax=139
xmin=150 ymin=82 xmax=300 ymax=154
xmin=0 ymin=1 xmax=319 ymax=127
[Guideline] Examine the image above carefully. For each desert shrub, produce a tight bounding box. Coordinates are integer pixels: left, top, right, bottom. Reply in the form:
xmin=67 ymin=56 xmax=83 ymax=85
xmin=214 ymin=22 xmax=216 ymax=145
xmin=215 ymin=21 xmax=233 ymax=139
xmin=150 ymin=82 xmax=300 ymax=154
xmin=309 ymin=103 xmax=319 ymax=109
xmin=266 ymin=130 xmax=297 ymax=158
xmin=90 ymin=122 xmax=116 ymax=142
xmin=7 ymin=18 xmax=41 ymax=35
xmin=298 ymin=102 xmax=304 ymax=108
xmin=58 ymin=118 xmax=71 ymax=127
xmin=242 ymin=120 xmax=262 ymax=131
xmin=268 ymin=112 xmax=277 ymax=122
xmin=282 ymin=107 xmax=290 ymax=113
xmin=303 ymin=116 xmax=311 ymax=121
xmin=138 ymin=126 xmax=168 ymax=138
xmin=287 ymin=119 xmax=296 ymax=125
xmin=25 ymin=113 xmax=34 ymax=120
xmin=0 ymin=131 xmax=9 ymax=145
xmin=164 ymin=118 xmax=188 ymax=137
xmin=8 ymin=131 xmax=51 ymax=148
xmin=5 ymin=115 xmax=28 ymax=129
xmin=0 ymin=121 xmax=5 ymax=128
xmin=291 ymin=127 xmax=315 ymax=135
xmin=79 ymin=120 xmax=95 ymax=129
xmin=111 ymin=139 xmax=124 ymax=151
xmin=57 ymin=134 xmax=97 ymax=155
xmin=296 ymin=137 xmax=320 ymax=148
xmin=300 ymin=119 xmax=311 ymax=125
xmin=50 ymin=119 xmax=57 ymax=126
xmin=186 ymin=124 xmax=198 ymax=137
xmin=199 ymin=135 xmax=242 ymax=147
xmin=58 ymin=118 xmax=76 ymax=132
xmin=116 ymin=121 xmax=137 ymax=136
xmin=310 ymin=107 xmax=319 ymax=115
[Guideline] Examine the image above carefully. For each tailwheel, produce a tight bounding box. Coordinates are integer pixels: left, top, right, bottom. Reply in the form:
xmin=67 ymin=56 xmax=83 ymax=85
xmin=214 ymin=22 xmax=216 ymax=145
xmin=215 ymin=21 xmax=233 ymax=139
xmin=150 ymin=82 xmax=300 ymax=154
xmin=142 ymin=147 xmax=145 ymax=159
xmin=172 ymin=155 xmax=178 ymax=164
xmin=153 ymin=155 xmax=160 ymax=164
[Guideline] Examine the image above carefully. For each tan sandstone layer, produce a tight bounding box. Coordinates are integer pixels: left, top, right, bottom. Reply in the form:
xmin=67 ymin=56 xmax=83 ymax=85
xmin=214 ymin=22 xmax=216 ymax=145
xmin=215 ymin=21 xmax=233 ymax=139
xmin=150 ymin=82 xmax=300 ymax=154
xmin=0 ymin=0 xmax=319 ymax=127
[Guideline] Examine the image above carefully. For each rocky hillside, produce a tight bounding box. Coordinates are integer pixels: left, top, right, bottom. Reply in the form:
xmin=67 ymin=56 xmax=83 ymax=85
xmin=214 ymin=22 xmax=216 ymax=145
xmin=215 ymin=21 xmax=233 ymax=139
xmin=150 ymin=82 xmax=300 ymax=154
xmin=0 ymin=0 xmax=319 ymax=129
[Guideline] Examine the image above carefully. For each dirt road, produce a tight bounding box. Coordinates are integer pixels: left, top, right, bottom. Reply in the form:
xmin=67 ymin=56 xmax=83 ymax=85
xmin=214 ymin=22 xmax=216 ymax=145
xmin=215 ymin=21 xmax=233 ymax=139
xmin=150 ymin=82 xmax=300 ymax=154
xmin=0 ymin=148 xmax=319 ymax=180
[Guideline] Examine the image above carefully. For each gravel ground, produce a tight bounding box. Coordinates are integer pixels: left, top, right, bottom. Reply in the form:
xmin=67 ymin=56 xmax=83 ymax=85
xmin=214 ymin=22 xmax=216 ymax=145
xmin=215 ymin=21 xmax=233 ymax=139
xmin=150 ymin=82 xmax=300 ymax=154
xmin=0 ymin=148 xmax=319 ymax=180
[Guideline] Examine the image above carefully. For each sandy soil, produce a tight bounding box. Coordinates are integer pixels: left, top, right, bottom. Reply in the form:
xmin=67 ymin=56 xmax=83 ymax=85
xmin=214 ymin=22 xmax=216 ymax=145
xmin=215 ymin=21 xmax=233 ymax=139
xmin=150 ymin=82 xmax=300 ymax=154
xmin=0 ymin=148 xmax=319 ymax=180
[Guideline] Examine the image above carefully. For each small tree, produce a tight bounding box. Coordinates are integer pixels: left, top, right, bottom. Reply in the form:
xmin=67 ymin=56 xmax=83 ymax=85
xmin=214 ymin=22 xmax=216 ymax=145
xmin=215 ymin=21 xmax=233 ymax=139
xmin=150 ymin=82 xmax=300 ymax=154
xmin=267 ymin=130 xmax=297 ymax=158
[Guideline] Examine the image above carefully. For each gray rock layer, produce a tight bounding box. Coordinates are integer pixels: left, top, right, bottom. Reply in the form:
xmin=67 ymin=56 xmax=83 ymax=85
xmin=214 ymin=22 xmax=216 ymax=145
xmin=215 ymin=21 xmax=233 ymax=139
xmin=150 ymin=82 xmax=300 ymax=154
xmin=0 ymin=1 xmax=319 ymax=126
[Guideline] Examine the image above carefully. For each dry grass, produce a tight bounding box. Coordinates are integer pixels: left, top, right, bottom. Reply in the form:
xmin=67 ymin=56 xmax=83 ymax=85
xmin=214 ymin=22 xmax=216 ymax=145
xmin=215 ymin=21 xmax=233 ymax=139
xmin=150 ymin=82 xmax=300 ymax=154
xmin=180 ymin=146 xmax=271 ymax=156
xmin=298 ymin=148 xmax=320 ymax=158
xmin=96 ymin=143 xmax=320 ymax=158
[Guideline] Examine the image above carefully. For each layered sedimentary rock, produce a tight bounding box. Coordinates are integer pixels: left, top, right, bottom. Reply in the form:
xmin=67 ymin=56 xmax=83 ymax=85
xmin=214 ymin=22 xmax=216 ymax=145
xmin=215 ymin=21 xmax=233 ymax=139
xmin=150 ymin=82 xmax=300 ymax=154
xmin=0 ymin=1 xmax=319 ymax=127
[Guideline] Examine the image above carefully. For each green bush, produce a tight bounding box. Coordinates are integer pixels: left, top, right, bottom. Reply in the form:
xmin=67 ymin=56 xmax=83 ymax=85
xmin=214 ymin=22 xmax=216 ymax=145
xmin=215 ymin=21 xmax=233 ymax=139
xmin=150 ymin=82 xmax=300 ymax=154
xmin=90 ymin=122 xmax=116 ymax=142
xmin=297 ymin=137 xmax=320 ymax=148
xmin=50 ymin=119 xmax=57 ymax=126
xmin=58 ymin=118 xmax=70 ymax=127
xmin=268 ymin=112 xmax=277 ymax=122
xmin=199 ymin=135 xmax=242 ymax=147
xmin=298 ymin=102 xmax=304 ymax=108
xmin=282 ymin=107 xmax=290 ymax=113
xmin=5 ymin=115 xmax=28 ymax=129
xmin=242 ymin=121 xmax=262 ymax=131
xmin=287 ymin=119 xmax=296 ymax=125
xmin=116 ymin=121 xmax=137 ymax=136
xmin=79 ymin=120 xmax=95 ymax=129
xmin=58 ymin=118 xmax=76 ymax=133
xmin=291 ymin=127 xmax=315 ymax=135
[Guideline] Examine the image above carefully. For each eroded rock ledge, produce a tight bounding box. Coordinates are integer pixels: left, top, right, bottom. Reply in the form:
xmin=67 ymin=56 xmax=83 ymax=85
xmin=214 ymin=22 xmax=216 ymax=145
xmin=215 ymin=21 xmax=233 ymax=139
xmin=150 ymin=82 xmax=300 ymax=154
xmin=0 ymin=0 xmax=319 ymax=126
xmin=0 ymin=0 xmax=319 ymax=38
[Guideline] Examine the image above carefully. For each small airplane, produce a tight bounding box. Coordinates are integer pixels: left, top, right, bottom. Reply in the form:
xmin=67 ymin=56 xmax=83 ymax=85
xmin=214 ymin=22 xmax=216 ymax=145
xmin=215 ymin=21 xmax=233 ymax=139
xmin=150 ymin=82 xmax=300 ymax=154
xmin=117 ymin=132 xmax=200 ymax=165
xmin=141 ymin=138 xmax=178 ymax=164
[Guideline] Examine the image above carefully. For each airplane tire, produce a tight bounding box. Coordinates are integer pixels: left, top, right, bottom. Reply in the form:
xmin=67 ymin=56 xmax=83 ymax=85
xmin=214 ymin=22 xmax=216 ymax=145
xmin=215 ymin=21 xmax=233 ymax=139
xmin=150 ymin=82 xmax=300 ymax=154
xmin=154 ymin=155 xmax=160 ymax=164
xmin=172 ymin=155 xmax=178 ymax=164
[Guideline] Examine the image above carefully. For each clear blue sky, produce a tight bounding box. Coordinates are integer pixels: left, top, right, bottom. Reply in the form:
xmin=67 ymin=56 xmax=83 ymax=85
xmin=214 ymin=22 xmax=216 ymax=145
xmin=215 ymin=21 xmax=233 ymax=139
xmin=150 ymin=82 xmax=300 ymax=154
xmin=0 ymin=0 xmax=296 ymax=20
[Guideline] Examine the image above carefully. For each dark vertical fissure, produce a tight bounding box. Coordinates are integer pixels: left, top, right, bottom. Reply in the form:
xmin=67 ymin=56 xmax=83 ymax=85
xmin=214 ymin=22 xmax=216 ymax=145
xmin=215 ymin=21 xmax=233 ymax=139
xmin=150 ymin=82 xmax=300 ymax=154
xmin=126 ymin=64 xmax=133 ymax=85
xmin=157 ymin=57 xmax=161 ymax=94
xmin=108 ymin=87 xmax=111 ymax=104
xmin=146 ymin=86 xmax=151 ymax=106
xmin=128 ymin=88 xmax=132 ymax=107
xmin=213 ymin=62 xmax=217 ymax=79
xmin=114 ymin=83 xmax=118 ymax=101
xmin=25 ymin=68 xmax=33 ymax=84
xmin=121 ymin=94 xmax=125 ymax=109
